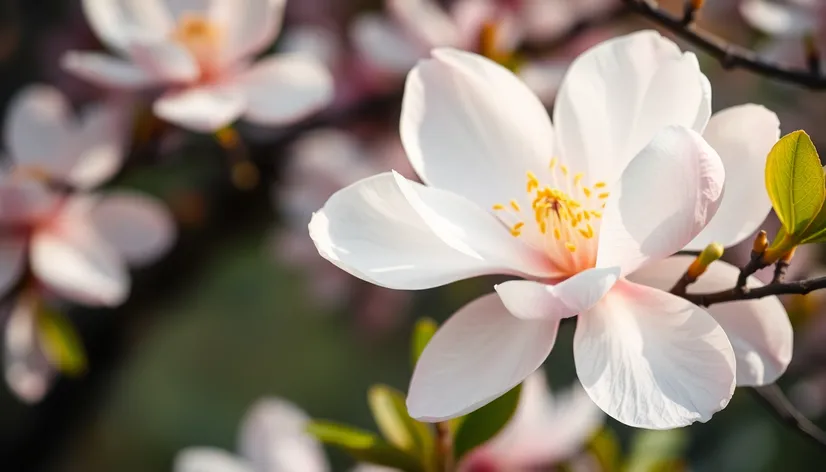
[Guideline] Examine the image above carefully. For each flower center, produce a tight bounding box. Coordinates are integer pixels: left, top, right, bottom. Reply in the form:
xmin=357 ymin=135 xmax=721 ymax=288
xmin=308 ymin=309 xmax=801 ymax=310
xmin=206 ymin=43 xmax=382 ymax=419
xmin=492 ymin=158 xmax=609 ymax=275
xmin=171 ymin=13 xmax=223 ymax=79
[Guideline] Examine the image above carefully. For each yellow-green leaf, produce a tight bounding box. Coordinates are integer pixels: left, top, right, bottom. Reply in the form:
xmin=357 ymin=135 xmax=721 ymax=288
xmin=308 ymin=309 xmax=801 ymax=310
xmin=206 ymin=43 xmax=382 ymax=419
xmin=368 ymin=384 xmax=434 ymax=461
xmin=453 ymin=383 xmax=522 ymax=461
xmin=625 ymin=429 xmax=688 ymax=472
xmin=799 ymin=169 xmax=826 ymax=243
xmin=36 ymin=307 xmax=87 ymax=376
xmin=765 ymin=130 xmax=825 ymax=236
xmin=307 ymin=421 xmax=423 ymax=472
xmin=411 ymin=318 xmax=438 ymax=368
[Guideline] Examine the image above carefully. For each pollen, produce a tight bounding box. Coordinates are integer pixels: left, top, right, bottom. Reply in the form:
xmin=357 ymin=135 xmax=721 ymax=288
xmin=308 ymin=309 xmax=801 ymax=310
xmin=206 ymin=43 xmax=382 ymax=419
xmin=565 ymin=242 xmax=577 ymax=252
xmin=510 ymin=200 xmax=521 ymax=211
xmin=492 ymin=204 xmax=505 ymax=211
xmin=598 ymin=192 xmax=610 ymax=199
xmin=594 ymin=181 xmax=607 ymax=188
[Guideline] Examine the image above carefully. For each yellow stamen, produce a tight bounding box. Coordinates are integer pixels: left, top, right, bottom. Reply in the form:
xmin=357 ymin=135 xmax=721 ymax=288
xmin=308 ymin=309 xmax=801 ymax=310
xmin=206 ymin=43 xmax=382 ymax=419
xmin=594 ymin=181 xmax=607 ymax=188
xmin=560 ymin=165 xmax=569 ymax=176
xmin=565 ymin=242 xmax=577 ymax=252
xmin=553 ymin=228 xmax=561 ymax=240
xmin=526 ymin=171 xmax=539 ymax=192
xmin=583 ymin=187 xmax=592 ymax=198
xmin=574 ymin=173 xmax=584 ymax=186
xmin=510 ymin=200 xmax=521 ymax=211
xmin=492 ymin=204 xmax=505 ymax=211
xmin=598 ymin=192 xmax=610 ymax=199
xmin=549 ymin=157 xmax=557 ymax=169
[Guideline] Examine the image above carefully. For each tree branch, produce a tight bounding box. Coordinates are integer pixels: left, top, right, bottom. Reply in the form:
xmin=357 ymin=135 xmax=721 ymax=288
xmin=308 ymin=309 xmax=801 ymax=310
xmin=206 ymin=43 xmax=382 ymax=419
xmin=682 ymin=274 xmax=826 ymax=307
xmin=623 ymin=0 xmax=826 ymax=90
xmin=750 ymin=385 xmax=826 ymax=449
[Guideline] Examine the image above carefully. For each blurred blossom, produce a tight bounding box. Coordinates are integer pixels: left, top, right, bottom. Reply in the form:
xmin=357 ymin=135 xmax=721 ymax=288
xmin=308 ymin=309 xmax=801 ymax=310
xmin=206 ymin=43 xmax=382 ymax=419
xmin=0 ymin=85 xmax=176 ymax=402
xmin=63 ymin=0 xmax=334 ymax=133
xmin=309 ymin=32 xmax=789 ymax=428
xmin=272 ymin=129 xmax=412 ymax=332
xmin=739 ymin=0 xmax=826 ymax=67
xmin=174 ymin=398 xmax=330 ymax=472
xmin=460 ymin=371 xmax=603 ymax=471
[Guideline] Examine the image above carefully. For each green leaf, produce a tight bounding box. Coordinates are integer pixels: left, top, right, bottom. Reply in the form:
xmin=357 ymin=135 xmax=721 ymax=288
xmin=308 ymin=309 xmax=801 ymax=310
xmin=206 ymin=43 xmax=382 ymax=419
xmin=765 ymin=130 xmax=825 ymax=236
xmin=308 ymin=421 xmax=423 ymax=472
xmin=625 ymin=429 xmax=689 ymax=472
xmin=799 ymin=169 xmax=826 ymax=243
xmin=368 ymin=385 xmax=434 ymax=460
xmin=411 ymin=318 xmax=438 ymax=367
xmin=587 ymin=428 xmax=622 ymax=472
xmin=36 ymin=307 xmax=87 ymax=376
xmin=452 ymin=383 xmax=522 ymax=461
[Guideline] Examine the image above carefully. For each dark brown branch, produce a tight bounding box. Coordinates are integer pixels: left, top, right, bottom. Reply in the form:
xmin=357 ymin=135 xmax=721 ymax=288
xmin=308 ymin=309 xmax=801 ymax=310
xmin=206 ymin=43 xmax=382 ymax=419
xmin=683 ymin=274 xmax=826 ymax=307
xmin=623 ymin=0 xmax=826 ymax=90
xmin=750 ymin=385 xmax=826 ymax=449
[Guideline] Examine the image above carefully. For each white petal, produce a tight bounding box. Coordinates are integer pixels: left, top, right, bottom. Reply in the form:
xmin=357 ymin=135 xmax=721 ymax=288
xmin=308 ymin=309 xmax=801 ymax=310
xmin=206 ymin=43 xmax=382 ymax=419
xmin=407 ymin=293 xmax=558 ymax=421
xmin=388 ymin=0 xmax=460 ymax=48
xmin=88 ymin=191 xmax=176 ymax=266
xmin=61 ymin=51 xmax=160 ymax=89
xmin=68 ymin=101 xmax=130 ymax=189
xmin=174 ymin=448 xmax=253 ymax=472
xmin=279 ymin=26 xmax=341 ymax=69
xmin=686 ymin=105 xmax=780 ymax=250
xmin=495 ymin=266 xmax=620 ymax=320
xmin=575 ymin=280 xmax=736 ymax=429
xmin=5 ymin=85 xmax=75 ymax=174
xmin=4 ymin=296 xmax=55 ymax=404
xmin=154 ymin=85 xmax=246 ymax=132
xmin=350 ymin=14 xmax=423 ymax=74
xmin=31 ymin=211 xmax=130 ymax=307
xmin=740 ymin=0 xmax=817 ymax=37
xmin=400 ymin=48 xmax=554 ymax=209
xmin=0 ymin=236 xmax=26 ymax=298
xmin=629 ymin=256 xmax=793 ymax=386
xmin=310 ymin=172 xmax=555 ymax=290
xmin=128 ymin=39 xmax=200 ymax=83
xmin=210 ymin=0 xmax=286 ymax=64
xmin=238 ymin=398 xmax=329 ymax=472
xmin=517 ymin=60 xmax=567 ymax=105
xmin=596 ymin=126 xmax=725 ymax=275
xmin=81 ymin=0 xmax=173 ymax=53
xmin=235 ymin=54 xmax=333 ymax=126
xmin=553 ymin=30 xmax=710 ymax=183
xmin=0 ymin=177 xmax=60 ymax=225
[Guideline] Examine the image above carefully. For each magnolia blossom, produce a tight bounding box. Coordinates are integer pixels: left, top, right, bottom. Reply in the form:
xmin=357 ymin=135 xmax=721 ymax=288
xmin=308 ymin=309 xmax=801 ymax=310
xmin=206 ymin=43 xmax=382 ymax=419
xmin=175 ymin=398 xmax=330 ymax=472
xmin=63 ymin=0 xmax=334 ymax=132
xmin=460 ymin=371 xmax=603 ymax=471
xmin=309 ymin=31 xmax=791 ymax=428
xmin=1 ymin=85 xmax=175 ymax=402
xmin=740 ymin=0 xmax=826 ymax=66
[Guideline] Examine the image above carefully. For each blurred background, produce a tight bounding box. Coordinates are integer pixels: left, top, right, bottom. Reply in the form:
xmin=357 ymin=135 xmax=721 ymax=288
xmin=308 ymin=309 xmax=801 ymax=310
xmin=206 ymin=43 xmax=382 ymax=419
xmin=2 ymin=0 xmax=826 ymax=470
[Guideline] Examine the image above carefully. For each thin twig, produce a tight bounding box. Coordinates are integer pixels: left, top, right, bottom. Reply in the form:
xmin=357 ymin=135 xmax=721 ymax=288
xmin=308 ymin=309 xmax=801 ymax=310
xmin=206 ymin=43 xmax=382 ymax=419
xmin=435 ymin=422 xmax=454 ymax=472
xmin=623 ymin=0 xmax=826 ymax=90
xmin=750 ymin=385 xmax=826 ymax=449
xmin=683 ymin=274 xmax=826 ymax=307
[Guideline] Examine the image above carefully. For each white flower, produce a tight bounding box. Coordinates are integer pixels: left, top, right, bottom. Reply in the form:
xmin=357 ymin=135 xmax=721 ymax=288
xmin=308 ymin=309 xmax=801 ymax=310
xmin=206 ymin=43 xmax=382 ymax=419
xmin=175 ymin=398 xmax=330 ymax=472
xmin=460 ymin=371 xmax=603 ymax=470
xmin=63 ymin=0 xmax=334 ymax=132
xmin=309 ymin=31 xmax=788 ymax=428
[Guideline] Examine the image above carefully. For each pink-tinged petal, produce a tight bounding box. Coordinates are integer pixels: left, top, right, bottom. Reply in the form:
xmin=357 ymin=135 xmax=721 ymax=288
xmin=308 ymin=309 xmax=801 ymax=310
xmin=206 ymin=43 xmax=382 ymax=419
xmin=128 ymin=39 xmax=200 ymax=83
xmin=596 ymin=126 xmax=725 ymax=275
xmin=575 ymin=280 xmax=736 ymax=428
xmin=517 ymin=0 xmax=579 ymax=42
xmin=553 ymin=30 xmax=710 ymax=183
xmin=0 ymin=177 xmax=60 ymax=225
xmin=0 ymin=236 xmax=26 ymax=298
xmin=88 ymin=191 xmax=176 ymax=267
xmin=629 ymin=256 xmax=792 ymax=386
xmin=209 ymin=0 xmax=286 ymax=65
xmin=350 ymin=14 xmax=424 ymax=74
xmin=495 ymin=266 xmax=620 ymax=320
xmin=740 ymin=0 xmax=817 ymax=37
xmin=69 ymin=101 xmax=130 ymax=189
xmin=516 ymin=60 xmax=567 ymax=105
xmin=4 ymin=85 xmax=73 ymax=173
xmin=238 ymin=399 xmax=329 ymax=472
xmin=474 ymin=371 xmax=603 ymax=468
xmin=388 ymin=0 xmax=460 ymax=48
xmin=310 ymin=172 xmax=556 ymax=290
xmin=31 ymin=212 xmax=130 ymax=307
xmin=153 ymin=85 xmax=245 ymax=132
xmin=401 ymin=48 xmax=554 ymax=209
xmin=174 ymin=448 xmax=253 ymax=472
xmin=235 ymin=54 xmax=333 ymax=126
xmin=686 ymin=105 xmax=780 ymax=250
xmin=407 ymin=293 xmax=558 ymax=421
xmin=279 ymin=26 xmax=341 ymax=69
xmin=61 ymin=51 xmax=160 ymax=89
xmin=81 ymin=0 xmax=173 ymax=53
xmin=4 ymin=295 xmax=56 ymax=404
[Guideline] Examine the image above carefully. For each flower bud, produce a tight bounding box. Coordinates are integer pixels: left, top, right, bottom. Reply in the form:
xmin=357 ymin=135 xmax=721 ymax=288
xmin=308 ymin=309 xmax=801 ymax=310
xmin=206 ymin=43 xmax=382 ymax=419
xmin=687 ymin=242 xmax=725 ymax=279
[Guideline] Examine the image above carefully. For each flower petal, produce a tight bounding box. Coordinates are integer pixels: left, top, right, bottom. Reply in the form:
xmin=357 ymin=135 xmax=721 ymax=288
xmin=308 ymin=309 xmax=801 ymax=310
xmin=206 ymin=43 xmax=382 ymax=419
xmin=629 ymin=256 xmax=793 ymax=386
xmin=553 ymin=30 xmax=709 ymax=183
xmin=238 ymin=398 xmax=329 ymax=472
xmin=686 ymin=105 xmax=780 ymax=250
xmin=516 ymin=60 xmax=567 ymax=105
xmin=128 ymin=39 xmax=200 ymax=83
xmin=575 ymin=280 xmax=736 ymax=428
xmin=495 ymin=266 xmax=620 ymax=320
xmin=0 ymin=176 xmax=60 ymax=225
xmin=4 ymin=296 xmax=55 ymax=404
xmin=400 ymin=48 xmax=555 ymax=209
xmin=388 ymin=0 xmax=460 ymax=48
xmin=68 ymin=101 xmax=130 ymax=189
xmin=309 ymin=172 xmax=555 ymax=290
xmin=351 ymin=13 xmax=423 ymax=74
xmin=174 ymin=448 xmax=253 ymax=472
xmin=209 ymin=0 xmax=286 ymax=65
xmin=61 ymin=51 xmax=161 ymax=89
xmin=740 ymin=0 xmax=817 ymax=37
xmin=154 ymin=85 xmax=246 ymax=132
xmin=0 ymin=236 xmax=26 ymax=298
xmin=4 ymin=85 xmax=74 ymax=174
xmin=88 ymin=191 xmax=176 ymax=267
xmin=81 ymin=0 xmax=173 ymax=53
xmin=31 ymin=207 xmax=130 ymax=307
xmin=596 ymin=126 xmax=725 ymax=275
xmin=407 ymin=293 xmax=558 ymax=421
xmin=235 ymin=54 xmax=333 ymax=126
